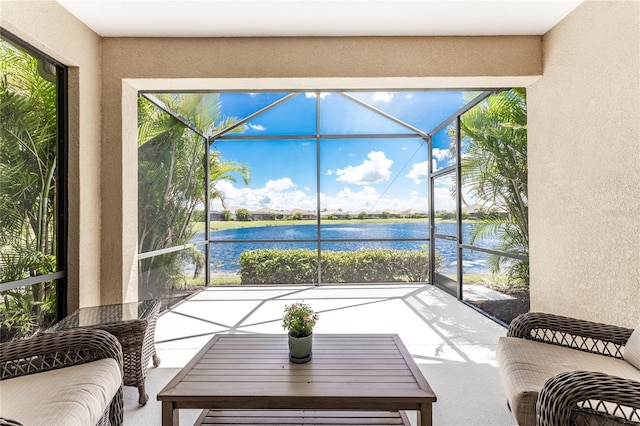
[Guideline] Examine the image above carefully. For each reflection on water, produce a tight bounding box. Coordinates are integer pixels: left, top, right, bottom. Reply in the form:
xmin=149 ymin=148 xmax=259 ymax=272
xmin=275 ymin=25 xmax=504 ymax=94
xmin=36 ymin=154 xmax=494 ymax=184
xmin=202 ymin=222 xmax=502 ymax=275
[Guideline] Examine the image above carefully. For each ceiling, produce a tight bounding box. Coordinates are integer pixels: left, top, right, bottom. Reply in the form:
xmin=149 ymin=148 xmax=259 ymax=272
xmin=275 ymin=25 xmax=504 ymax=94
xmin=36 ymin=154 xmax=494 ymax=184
xmin=56 ymin=0 xmax=584 ymax=38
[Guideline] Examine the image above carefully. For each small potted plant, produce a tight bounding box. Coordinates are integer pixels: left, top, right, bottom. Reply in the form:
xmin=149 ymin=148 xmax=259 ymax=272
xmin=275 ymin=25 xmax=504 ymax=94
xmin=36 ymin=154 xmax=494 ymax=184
xmin=282 ymin=302 xmax=319 ymax=363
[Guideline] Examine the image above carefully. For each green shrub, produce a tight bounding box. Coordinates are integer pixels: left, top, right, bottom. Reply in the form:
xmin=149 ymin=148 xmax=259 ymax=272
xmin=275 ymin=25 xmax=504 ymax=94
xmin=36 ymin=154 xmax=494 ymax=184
xmin=238 ymin=248 xmax=442 ymax=284
xmin=239 ymin=249 xmax=317 ymax=284
xmin=235 ymin=208 xmax=251 ymax=221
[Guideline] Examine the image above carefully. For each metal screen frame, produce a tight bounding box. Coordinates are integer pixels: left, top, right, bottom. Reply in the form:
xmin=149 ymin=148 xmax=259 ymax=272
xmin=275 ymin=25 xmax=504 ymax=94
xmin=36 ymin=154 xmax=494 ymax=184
xmin=138 ymin=89 xmax=529 ymax=294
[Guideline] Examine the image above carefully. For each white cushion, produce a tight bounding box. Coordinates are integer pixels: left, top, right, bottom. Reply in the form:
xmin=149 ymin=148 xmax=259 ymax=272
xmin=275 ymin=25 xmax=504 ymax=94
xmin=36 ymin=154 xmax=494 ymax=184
xmin=624 ymin=324 xmax=640 ymax=370
xmin=0 ymin=358 xmax=121 ymax=426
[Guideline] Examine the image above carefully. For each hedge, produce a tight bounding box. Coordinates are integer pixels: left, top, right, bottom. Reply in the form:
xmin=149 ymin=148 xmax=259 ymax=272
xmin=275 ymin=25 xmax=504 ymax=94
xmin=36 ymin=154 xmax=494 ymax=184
xmin=238 ymin=248 xmax=442 ymax=284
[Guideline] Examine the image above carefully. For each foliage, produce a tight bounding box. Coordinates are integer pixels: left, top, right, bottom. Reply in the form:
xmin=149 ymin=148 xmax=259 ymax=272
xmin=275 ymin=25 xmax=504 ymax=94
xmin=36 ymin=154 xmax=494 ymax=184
xmin=137 ymin=94 xmax=250 ymax=300
xmin=235 ymin=208 xmax=251 ymax=221
xmin=192 ymin=209 xmax=206 ymax=222
xmin=435 ymin=210 xmax=455 ymax=220
xmin=239 ymin=248 xmax=317 ymax=284
xmin=458 ymin=89 xmax=529 ymax=285
xmin=0 ymin=38 xmax=58 ymax=340
xmin=1 ymin=283 xmax=56 ymax=342
xmin=238 ymin=248 xmax=442 ymax=284
xmin=282 ymin=301 xmax=319 ymax=338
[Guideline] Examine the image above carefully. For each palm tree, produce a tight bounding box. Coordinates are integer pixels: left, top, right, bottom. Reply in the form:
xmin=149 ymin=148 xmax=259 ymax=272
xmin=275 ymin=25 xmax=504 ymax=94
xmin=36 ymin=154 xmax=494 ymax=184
xmin=459 ymin=88 xmax=529 ymax=285
xmin=0 ymin=38 xmax=58 ymax=340
xmin=137 ymin=94 xmax=250 ymax=298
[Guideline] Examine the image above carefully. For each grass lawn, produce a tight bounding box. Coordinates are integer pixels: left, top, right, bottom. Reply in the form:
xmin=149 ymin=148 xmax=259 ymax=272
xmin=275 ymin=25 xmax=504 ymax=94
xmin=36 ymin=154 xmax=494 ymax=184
xmin=193 ymin=217 xmax=475 ymax=233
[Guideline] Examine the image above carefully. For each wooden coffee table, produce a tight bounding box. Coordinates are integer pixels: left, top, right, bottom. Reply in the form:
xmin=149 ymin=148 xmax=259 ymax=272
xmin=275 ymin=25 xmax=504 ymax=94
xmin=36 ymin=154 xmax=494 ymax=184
xmin=158 ymin=334 xmax=436 ymax=426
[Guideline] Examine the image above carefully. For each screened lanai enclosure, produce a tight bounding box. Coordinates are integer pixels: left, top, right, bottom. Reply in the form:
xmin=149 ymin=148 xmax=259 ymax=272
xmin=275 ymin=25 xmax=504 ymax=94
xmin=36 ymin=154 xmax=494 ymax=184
xmin=137 ymin=89 xmax=529 ymax=324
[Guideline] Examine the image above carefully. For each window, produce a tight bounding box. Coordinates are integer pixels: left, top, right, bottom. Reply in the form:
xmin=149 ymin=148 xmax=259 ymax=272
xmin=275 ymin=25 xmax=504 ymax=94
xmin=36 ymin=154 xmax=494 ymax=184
xmin=0 ymin=31 xmax=67 ymax=342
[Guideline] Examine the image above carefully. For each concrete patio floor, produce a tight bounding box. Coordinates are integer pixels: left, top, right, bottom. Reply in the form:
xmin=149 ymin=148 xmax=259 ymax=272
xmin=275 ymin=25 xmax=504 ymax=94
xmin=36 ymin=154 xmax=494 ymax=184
xmin=124 ymin=284 xmax=516 ymax=425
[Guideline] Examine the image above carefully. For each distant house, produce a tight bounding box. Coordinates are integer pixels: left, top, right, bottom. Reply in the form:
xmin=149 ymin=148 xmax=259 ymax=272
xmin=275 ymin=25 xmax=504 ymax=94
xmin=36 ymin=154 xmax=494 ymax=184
xmin=289 ymin=209 xmax=317 ymax=220
xmin=252 ymin=208 xmax=282 ymax=220
xmin=461 ymin=203 xmax=507 ymax=219
xmin=210 ymin=210 xmax=226 ymax=221
xmin=321 ymin=209 xmax=355 ymax=219
xmin=461 ymin=203 xmax=484 ymax=218
xmin=401 ymin=209 xmax=428 ymax=218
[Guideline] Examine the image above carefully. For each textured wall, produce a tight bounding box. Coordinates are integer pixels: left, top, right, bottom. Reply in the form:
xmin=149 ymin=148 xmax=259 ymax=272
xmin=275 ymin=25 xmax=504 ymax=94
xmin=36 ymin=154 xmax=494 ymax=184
xmin=528 ymin=0 xmax=640 ymax=327
xmin=3 ymin=2 xmax=637 ymax=326
xmin=8 ymin=2 xmax=635 ymax=326
xmin=102 ymin=36 xmax=542 ymax=302
xmin=1 ymin=1 xmax=103 ymax=310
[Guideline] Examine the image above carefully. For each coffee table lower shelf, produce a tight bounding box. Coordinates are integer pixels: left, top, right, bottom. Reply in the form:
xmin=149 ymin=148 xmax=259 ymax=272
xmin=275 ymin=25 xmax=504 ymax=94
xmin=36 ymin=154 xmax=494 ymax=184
xmin=195 ymin=409 xmax=411 ymax=425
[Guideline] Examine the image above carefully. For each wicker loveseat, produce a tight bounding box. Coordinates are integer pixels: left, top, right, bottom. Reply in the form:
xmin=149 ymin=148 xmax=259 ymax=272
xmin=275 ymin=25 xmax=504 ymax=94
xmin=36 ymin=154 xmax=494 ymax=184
xmin=0 ymin=328 xmax=123 ymax=426
xmin=497 ymin=312 xmax=640 ymax=426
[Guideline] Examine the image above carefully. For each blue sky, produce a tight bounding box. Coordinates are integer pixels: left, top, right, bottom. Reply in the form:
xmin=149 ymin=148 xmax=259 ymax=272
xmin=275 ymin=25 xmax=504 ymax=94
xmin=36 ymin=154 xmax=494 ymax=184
xmin=209 ymin=91 xmax=478 ymax=213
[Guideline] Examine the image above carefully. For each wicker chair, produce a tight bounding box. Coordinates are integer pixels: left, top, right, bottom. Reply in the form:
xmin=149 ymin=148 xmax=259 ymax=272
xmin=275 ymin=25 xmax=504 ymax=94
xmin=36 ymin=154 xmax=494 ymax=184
xmin=0 ymin=328 xmax=124 ymax=426
xmin=500 ymin=312 xmax=640 ymax=426
xmin=48 ymin=299 xmax=161 ymax=405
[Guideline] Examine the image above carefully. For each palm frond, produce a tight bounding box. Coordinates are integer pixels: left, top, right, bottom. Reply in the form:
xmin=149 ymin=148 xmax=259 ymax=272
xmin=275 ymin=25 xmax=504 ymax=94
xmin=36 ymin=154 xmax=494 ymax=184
xmin=137 ymin=91 xmax=251 ymax=298
xmin=460 ymin=89 xmax=529 ymax=285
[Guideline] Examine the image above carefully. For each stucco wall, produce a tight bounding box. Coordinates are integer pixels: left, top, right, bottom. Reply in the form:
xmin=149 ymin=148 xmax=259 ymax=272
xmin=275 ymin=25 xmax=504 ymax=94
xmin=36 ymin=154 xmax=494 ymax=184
xmin=0 ymin=1 xmax=103 ymax=311
xmin=528 ymin=0 xmax=640 ymax=327
xmin=4 ymin=1 xmax=637 ymax=326
xmin=102 ymin=36 xmax=542 ymax=303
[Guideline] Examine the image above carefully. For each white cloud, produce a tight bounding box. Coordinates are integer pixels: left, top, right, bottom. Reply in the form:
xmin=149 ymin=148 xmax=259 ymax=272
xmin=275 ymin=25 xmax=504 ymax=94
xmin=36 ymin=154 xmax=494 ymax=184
xmin=248 ymin=123 xmax=266 ymax=131
xmin=212 ymin=179 xmax=314 ymax=211
xmin=325 ymin=186 xmax=379 ymax=210
xmin=433 ymin=186 xmax=456 ymax=211
xmin=326 ymin=169 xmax=333 ymax=175
xmin=432 ymin=148 xmax=450 ymax=162
xmin=305 ymin=92 xmax=330 ymax=99
xmin=431 ymin=148 xmax=455 ymax=171
xmin=372 ymin=92 xmax=394 ymax=103
xmin=405 ymin=161 xmax=429 ymax=184
xmin=433 ymin=174 xmax=455 ymax=211
xmin=336 ymin=151 xmax=392 ymax=185
xmin=404 ymin=93 xmax=414 ymax=100
xmin=265 ymin=177 xmax=295 ymax=191
xmin=323 ymin=186 xmax=420 ymax=212
xmin=212 ymin=177 xmax=428 ymax=213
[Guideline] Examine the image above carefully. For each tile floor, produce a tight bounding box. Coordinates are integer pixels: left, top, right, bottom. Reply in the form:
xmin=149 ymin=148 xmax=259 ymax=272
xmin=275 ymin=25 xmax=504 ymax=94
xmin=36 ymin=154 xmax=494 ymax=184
xmin=124 ymin=284 xmax=516 ymax=425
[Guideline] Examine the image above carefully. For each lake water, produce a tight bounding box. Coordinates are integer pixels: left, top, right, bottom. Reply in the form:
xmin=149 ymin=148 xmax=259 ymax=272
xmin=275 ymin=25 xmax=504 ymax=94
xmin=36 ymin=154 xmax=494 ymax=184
xmin=203 ymin=222 xmax=501 ymax=275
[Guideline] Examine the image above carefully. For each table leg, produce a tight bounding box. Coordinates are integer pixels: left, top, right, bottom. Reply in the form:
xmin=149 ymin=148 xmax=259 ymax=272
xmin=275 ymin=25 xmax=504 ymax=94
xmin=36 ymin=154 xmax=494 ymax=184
xmin=162 ymin=401 xmax=179 ymax=426
xmin=419 ymin=402 xmax=433 ymax=426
